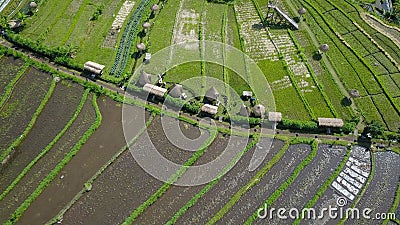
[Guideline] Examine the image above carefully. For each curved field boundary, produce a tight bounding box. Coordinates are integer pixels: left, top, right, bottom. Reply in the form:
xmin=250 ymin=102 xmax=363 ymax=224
xmin=300 ymin=0 xmax=399 ymax=127
xmin=308 ymin=0 xmax=400 ymax=114
xmin=243 ymin=139 xmax=318 ymax=224
xmin=5 ymin=94 xmax=102 ymax=225
xmin=121 ymin=127 xmax=219 ymax=225
xmin=287 ymin=29 xmax=339 ymax=118
xmin=47 ymin=112 xmax=156 ymax=224
xmin=337 ymin=150 xmax=375 ymax=225
xmin=0 ymin=77 xmax=56 ymax=163
xmin=293 ymin=144 xmax=352 ymax=225
xmin=0 ymin=62 xmax=30 ymax=110
xmin=0 ymin=88 xmax=90 ymax=202
xmin=361 ymin=13 xmax=400 ymax=47
xmin=165 ymin=135 xmax=260 ymax=225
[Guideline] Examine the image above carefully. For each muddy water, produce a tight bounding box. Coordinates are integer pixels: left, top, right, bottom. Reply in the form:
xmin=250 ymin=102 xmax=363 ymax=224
xmin=134 ymin=133 xmax=237 ymax=225
xmin=178 ymin=139 xmax=285 ymax=225
xmin=219 ymin=144 xmax=312 ymax=225
xmin=0 ymin=94 xmax=95 ymax=224
xmin=0 ymin=56 xmax=25 ymax=94
xmin=0 ymin=67 xmax=52 ymax=156
xmin=0 ymin=79 xmax=83 ymax=196
xmin=17 ymin=97 xmax=149 ymax=225
xmin=344 ymin=151 xmax=400 ymax=225
xmin=255 ymin=145 xmax=347 ymax=225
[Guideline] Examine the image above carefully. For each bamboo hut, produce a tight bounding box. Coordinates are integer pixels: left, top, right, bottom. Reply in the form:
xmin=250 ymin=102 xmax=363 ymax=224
xmin=239 ymin=105 xmax=250 ymax=116
xmin=143 ymin=83 xmax=167 ymax=98
xmin=205 ymin=86 xmax=220 ymax=101
xmin=169 ymin=84 xmax=184 ymax=98
xmin=201 ymin=104 xmax=218 ymax=115
xmin=268 ymin=112 xmax=282 ymax=122
xmin=137 ymin=71 xmax=152 ymax=87
xmin=84 ymin=61 xmax=105 ymax=75
xmin=253 ymin=104 xmax=266 ymax=118
xmin=318 ymin=118 xmax=344 ymax=128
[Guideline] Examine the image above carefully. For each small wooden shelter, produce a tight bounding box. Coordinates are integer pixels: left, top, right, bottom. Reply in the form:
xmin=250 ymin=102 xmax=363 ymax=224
xmin=169 ymin=84 xmax=184 ymax=98
xmin=84 ymin=61 xmax=105 ymax=75
xmin=318 ymin=118 xmax=344 ymax=128
xmin=239 ymin=105 xmax=250 ymax=116
xmin=253 ymin=104 xmax=266 ymax=118
xmin=143 ymin=83 xmax=167 ymax=98
xmin=137 ymin=71 xmax=152 ymax=87
xmin=8 ymin=20 xmax=22 ymax=29
xmin=201 ymin=104 xmax=218 ymax=115
xmin=205 ymin=86 xmax=220 ymax=101
xmin=268 ymin=112 xmax=282 ymax=122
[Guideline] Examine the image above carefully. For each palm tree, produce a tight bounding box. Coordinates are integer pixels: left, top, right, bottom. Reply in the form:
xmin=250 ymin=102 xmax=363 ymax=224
xmin=0 ymin=15 xmax=9 ymax=30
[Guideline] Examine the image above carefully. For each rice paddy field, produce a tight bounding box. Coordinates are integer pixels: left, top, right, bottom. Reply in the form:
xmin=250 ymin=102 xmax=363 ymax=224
xmin=0 ymin=0 xmax=400 ymax=224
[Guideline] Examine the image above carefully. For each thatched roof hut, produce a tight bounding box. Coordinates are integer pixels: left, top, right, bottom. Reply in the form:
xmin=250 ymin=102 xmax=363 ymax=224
xmin=253 ymin=104 xmax=266 ymax=117
xmin=242 ymin=91 xmax=252 ymax=98
xmin=268 ymin=112 xmax=282 ymax=122
xmin=84 ymin=61 xmax=105 ymax=75
xmin=318 ymin=117 xmax=344 ymax=127
xmin=298 ymin=7 xmax=306 ymax=15
xmin=8 ymin=20 xmax=22 ymax=29
xmin=169 ymin=84 xmax=184 ymax=98
xmin=142 ymin=22 xmax=151 ymax=29
xmin=319 ymin=44 xmax=329 ymax=52
xmin=151 ymin=4 xmax=159 ymax=11
xmin=201 ymin=104 xmax=218 ymax=115
xmin=143 ymin=83 xmax=167 ymax=98
xmin=137 ymin=71 xmax=152 ymax=87
xmin=349 ymin=89 xmax=360 ymax=98
xmin=29 ymin=2 xmax=37 ymax=8
xmin=239 ymin=105 xmax=250 ymax=116
xmin=205 ymin=86 xmax=219 ymax=101
xmin=137 ymin=43 xmax=146 ymax=51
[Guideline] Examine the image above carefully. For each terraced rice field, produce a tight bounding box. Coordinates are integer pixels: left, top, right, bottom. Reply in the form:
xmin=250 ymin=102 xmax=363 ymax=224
xmin=0 ymin=0 xmax=399 ymax=224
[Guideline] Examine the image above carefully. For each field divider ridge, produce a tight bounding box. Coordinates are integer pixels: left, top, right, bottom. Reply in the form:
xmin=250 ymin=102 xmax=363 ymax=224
xmin=0 ymin=62 xmax=30 ymax=110
xmin=4 ymin=93 xmax=102 ymax=225
xmin=0 ymin=88 xmax=90 ymax=202
xmin=244 ymin=139 xmax=319 ymax=224
xmin=46 ymin=112 xmax=157 ymax=224
xmin=121 ymin=125 xmax=219 ymax=224
xmin=0 ymin=77 xmax=57 ymax=163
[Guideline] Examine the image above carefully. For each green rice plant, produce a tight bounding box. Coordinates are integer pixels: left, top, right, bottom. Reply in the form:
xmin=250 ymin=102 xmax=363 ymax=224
xmin=0 ymin=62 xmax=30 ymax=108
xmin=0 ymin=88 xmax=90 ymax=202
xmin=5 ymin=94 xmax=102 ymax=225
xmin=0 ymin=77 xmax=56 ymax=163
xmin=287 ymin=29 xmax=338 ymax=118
xmin=371 ymin=94 xmax=400 ymax=131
